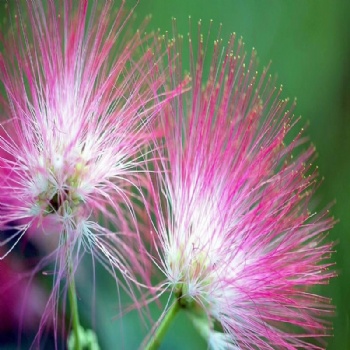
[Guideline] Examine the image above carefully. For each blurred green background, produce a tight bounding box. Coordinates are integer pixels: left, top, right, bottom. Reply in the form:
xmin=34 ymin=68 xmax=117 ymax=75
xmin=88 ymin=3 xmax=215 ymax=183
xmin=1 ymin=0 xmax=350 ymax=349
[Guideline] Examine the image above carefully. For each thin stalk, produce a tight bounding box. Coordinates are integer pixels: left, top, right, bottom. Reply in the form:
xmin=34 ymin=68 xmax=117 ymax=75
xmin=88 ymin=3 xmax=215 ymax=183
xmin=64 ymin=230 xmax=82 ymax=350
xmin=144 ymin=300 xmax=181 ymax=350
xmin=68 ymin=266 xmax=81 ymax=350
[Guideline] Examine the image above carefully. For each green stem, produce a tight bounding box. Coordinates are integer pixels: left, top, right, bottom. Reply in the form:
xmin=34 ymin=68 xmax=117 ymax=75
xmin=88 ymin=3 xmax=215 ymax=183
xmin=64 ymin=229 xmax=82 ymax=350
xmin=144 ymin=301 xmax=181 ymax=350
xmin=68 ymin=267 xmax=81 ymax=350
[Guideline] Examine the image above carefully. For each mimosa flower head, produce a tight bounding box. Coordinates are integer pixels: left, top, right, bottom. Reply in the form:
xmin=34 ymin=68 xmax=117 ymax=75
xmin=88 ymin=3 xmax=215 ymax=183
xmin=0 ymin=0 xmax=179 ymax=329
xmin=151 ymin=24 xmax=335 ymax=349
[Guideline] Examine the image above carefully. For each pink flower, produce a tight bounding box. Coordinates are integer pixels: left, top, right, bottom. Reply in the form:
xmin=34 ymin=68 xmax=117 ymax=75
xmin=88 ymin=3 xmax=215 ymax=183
xmin=0 ymin=248 xmax=50 ymax=336
xmin=0 ymin=0 xmax=180 ymax=342
xmin=150 ymin=30 xmax=335 ymax=349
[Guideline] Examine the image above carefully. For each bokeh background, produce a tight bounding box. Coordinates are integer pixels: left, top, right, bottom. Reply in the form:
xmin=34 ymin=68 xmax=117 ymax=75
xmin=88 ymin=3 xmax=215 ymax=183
xmin=1 ymin=0 xmax=349 ymax=349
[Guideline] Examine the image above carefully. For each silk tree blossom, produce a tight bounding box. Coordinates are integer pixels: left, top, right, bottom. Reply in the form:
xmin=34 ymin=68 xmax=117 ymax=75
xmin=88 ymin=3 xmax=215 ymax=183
xmin=0 ymin=0 xmax=181 ymax=341
xmin=150 ymin=28 xmax=335 ymax=349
